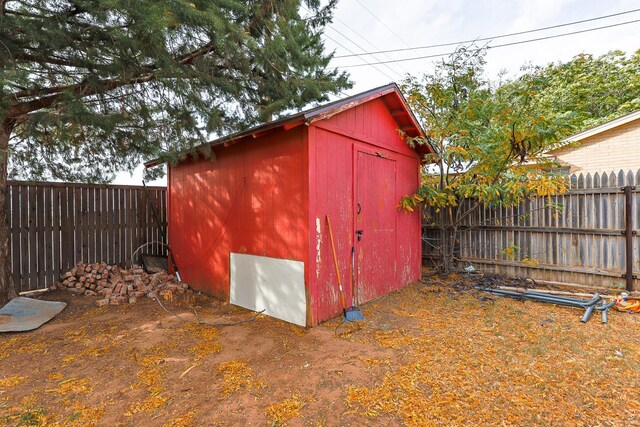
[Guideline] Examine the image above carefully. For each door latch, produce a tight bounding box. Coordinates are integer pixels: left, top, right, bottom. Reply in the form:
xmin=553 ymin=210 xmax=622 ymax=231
xmin=356 ymin=230 xmax=364 ymax=241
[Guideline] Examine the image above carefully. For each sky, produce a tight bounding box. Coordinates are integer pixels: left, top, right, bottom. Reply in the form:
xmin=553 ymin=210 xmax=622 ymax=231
xmin=114 ymin=0 xmax=640 ymax=186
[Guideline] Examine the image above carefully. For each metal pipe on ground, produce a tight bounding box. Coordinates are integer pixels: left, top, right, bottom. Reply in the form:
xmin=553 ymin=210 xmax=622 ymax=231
xmin=495 ymin=286 xmax=616 ymax=300
xmin=525 ymin=295 xmax=600 ymax=308
xmin=478 ymin=287 xmax=604 ymax=323
xmin=518 ymin=291 xmax=603 ymax=306
xmin=580 ymin=304 xmax=596 ymax=323
xmin=594 ymin=301 xmax=617 ymax=324
xmin=480 ymin=288 xmax=601 ymax=307
xmin=518 ymin=292 xmax=614 ymax=324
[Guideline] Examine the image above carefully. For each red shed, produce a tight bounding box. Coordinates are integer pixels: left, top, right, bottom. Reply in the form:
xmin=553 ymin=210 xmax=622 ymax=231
xmin=147 ymin=84 xmax=430 ymax=326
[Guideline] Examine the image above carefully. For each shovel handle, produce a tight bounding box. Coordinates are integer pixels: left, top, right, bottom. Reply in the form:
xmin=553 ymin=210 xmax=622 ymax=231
xmin=351 ymin=246 xmax=356 ymax=306
xmin=326 ymin=215 xmax=347 ymax=310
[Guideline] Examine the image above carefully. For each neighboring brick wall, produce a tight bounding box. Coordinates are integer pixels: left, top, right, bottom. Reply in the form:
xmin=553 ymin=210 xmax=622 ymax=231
xmin=552 ymin=118 xmax=640 ymax=174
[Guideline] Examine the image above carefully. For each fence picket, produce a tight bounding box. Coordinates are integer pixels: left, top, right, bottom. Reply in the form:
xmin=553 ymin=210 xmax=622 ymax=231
xmin=28 ymin=185 xmax=37 ymax=290
xmin=88 ymin=186 xmax=95 ymax=263
xmin=7 ymin=181 xmax=167 ymax=293
xmin=106 ymin=187 xmax=114 ymax=264
xmin=10 ymin=186 xmax=21 ymax=290
xmin=422 ymin=169 xmax=640 ymax=290
xmin=52 ymin=187 xmax=61 ymax=282
xmin=43 ymin=186 xmax=53 ymax=285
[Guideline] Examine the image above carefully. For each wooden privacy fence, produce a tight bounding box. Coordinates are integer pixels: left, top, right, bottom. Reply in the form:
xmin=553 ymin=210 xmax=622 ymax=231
xmin=8 ymin=181 xmax=167 ymax=293
xmin=423 ymin=169 xmax=640 ymax=291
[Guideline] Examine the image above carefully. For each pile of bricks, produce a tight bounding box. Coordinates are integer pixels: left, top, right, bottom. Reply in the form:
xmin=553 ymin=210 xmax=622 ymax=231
xmin=56 ymin=262 xmax=191 ymax=306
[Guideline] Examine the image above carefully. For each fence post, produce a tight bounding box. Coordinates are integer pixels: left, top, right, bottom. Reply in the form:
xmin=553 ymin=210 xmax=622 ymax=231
xmin=624 ymin=185 xmax=635 ymax=291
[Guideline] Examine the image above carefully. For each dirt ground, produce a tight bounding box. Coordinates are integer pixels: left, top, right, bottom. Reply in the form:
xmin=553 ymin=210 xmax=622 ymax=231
xmin=1 ymin=274 xmax=640 ymax=426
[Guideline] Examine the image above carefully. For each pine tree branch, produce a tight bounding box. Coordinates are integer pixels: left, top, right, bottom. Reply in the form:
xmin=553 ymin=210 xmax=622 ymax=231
xmin=3 ymin=8 xmax=42 ymax=18
xmin=3 ymin=0 xmax=50 ymax=16
xmin=177 ymin=41 xmax=216 ymax=65
xmin=7 ymin=17 xmax=275 ymax=108
xmin=12 ymin=51 xmax=82 ymax=69
xmin=11 ymin=81 xmax=90 ymax=99
xmin=8 ymin=73 xmax=156 ymax=118
xmin=63 ymin=2 xmax=84 ymax=19
xmin=7 ymin=39 xmax=257 ymax=117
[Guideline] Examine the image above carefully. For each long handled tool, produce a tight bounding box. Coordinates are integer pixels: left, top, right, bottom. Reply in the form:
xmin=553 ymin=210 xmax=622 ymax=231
xmin=350 ymin=245 xmax=365 ymax=320
xmin=351 ymin=246 xmax=356 ymax=307
xmin=326 ymin=215 xmax=364 ymax=322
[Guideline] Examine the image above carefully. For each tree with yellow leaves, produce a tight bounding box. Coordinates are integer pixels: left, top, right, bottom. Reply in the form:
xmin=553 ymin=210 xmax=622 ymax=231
xmin=400 ymin=46 xmax=568 ymax=272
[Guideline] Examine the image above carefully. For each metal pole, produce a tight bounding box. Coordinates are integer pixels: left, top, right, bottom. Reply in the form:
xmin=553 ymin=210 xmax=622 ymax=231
xmin=143 ymin=180 xmax=166 ymax=245
xmin=624 ymin=186 xmax=635 ymax=292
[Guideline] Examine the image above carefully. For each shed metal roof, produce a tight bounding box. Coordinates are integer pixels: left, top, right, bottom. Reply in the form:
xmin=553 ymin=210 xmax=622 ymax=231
xmin=145 ymin=83 xmax=429 ymax=168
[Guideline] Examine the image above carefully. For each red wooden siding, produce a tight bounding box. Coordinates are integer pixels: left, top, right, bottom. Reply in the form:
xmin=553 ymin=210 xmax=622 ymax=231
xmin=355 ymin=151 xmax=397 ymax=302
xmin=308 ymin=128 xmax=354 ymax=324
xmin=169 ymin=127 xmax=308 ymax=300
xmin=394 ymin=154 xmax=422 ymax=285
xmin=313 ymin=98 xmax=419 ymax=159
xmin=308 ymin=98 xmax=422 ymax=324
xmin=167 ymin=88 xmax=423 ymax=326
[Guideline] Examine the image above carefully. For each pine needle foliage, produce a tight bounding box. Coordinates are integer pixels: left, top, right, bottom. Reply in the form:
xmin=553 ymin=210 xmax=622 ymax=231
xmin=0 ymin=0 xmax=351 ymax=182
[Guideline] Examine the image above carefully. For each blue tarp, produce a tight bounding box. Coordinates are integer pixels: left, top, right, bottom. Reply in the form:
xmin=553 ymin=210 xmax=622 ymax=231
xmin=0 ymin=297 xmax=66 ymax=332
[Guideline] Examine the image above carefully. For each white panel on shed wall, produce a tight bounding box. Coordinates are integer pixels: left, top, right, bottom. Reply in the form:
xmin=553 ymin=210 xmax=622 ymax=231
xmin=230 ymin=253 xmax=306 ymax=326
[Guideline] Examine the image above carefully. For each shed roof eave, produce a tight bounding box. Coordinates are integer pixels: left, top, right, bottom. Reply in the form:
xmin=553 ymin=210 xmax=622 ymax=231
xmin=144 ymin=83 xmax=427 ymax=168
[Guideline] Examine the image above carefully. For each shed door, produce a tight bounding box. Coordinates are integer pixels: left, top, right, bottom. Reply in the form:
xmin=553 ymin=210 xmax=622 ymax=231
xmin=355 ymin=152 xmax=397 ymax=303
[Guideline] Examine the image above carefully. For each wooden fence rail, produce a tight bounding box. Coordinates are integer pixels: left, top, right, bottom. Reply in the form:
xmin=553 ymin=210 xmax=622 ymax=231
xmin=8 ymin=181 xmax=167 ymax=293
xmin=422 ymin=169 xmax=640 ymax=291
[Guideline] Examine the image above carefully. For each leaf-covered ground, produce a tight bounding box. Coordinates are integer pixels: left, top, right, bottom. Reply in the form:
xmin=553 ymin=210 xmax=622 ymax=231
xmin=1 ymin=275 xmax=639 ymax=426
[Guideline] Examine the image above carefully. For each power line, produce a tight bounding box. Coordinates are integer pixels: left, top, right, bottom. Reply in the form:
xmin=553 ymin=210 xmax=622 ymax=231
xmin=300 ymin=4 xmax=398 ymax=82
xmin=330 ymin=15 xmax=411 ymax=76
xmin=353 ymin=0 xmax=412 ymax=48
xmin=322 ymin=31 xmax=396 ymax=81
xmin=339 ymin=17 xmax=640 ymax=68
xmin=325 ymin=26 xmax=404 ymax=80
xmin=334 ymin=7 xmax=640 ymax=59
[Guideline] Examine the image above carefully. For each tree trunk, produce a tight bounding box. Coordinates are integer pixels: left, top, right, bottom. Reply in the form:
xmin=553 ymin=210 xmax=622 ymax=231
xmin=437 ymin=210 xmax=454 ymax=273
xmin=0 ymin=119 xmax=16 ymax=306
xmin=441 ymin=226 xmax=454 ymax=272
xmin=440 ymin=225 xmax=460 ymax=272
xmin=437 ymin=205 xmax=462 ymax=273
